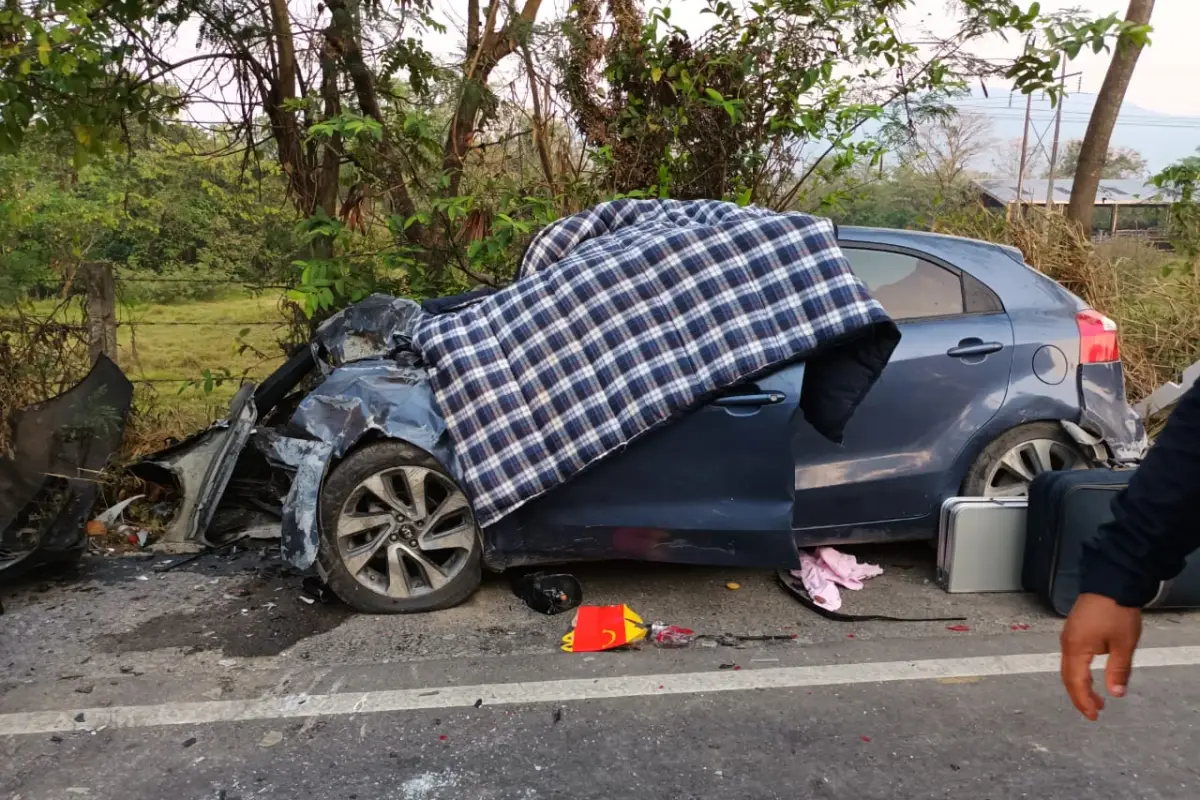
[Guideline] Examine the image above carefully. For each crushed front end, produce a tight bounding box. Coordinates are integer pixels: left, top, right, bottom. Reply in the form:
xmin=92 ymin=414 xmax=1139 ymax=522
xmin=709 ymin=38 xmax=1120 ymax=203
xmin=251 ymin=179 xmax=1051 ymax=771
xmin=131 ymin=295 xmax=453 ymax=569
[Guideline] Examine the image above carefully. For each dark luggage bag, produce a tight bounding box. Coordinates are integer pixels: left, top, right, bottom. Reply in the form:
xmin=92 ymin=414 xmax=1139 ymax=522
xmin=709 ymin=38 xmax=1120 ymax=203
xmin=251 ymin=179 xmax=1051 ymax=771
xmin=1024 ymin=468 xmax=1200 ymax=616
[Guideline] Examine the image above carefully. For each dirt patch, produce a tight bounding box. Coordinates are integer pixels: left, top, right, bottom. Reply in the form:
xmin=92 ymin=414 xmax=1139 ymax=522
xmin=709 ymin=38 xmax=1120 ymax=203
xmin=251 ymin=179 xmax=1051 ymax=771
xmin=96 ymin=572 xmax=352 ymax=658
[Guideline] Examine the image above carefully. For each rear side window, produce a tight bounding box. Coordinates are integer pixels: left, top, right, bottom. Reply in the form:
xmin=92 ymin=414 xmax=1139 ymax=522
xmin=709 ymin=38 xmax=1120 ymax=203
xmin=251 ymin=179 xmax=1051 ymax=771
xmin=842 ymin=248 xmax=964 ymax=320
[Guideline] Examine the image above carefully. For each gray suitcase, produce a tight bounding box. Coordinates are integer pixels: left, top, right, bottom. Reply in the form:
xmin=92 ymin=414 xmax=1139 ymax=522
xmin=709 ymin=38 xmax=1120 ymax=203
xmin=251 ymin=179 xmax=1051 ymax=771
xmin=937 ymin=497 xmax=1028 ymax=593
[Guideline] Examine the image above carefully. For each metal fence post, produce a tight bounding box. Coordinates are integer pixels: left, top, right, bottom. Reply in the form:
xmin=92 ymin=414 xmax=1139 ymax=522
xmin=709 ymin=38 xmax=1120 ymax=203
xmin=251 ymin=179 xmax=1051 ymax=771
xmin=81 ymin=261 xmax=118 ymax=365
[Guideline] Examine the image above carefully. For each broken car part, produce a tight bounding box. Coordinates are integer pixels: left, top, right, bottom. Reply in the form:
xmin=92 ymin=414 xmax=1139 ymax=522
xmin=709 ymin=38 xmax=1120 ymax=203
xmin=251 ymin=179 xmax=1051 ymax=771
xmin=129 ymin=299 xmax=441 ymax=568
xmin=276 ymin=358 xmax=459 ymax=574
xmin=300 ymin=575 xmax=334 ymax=604
xmin=697 ymin=633 xmax=799 ymax=647
xmin=130 ymin=384 xmax=257 ymax=552
xmin=1075 ymin=362 xmax=1148 ymax=464
xmin=510 ymin=571 xmax=583 ymax=615
xmin=152 ymin=535 xmax=248 ymax=573
xmin=1136 ymin=358 xmax=1200 ymax=420
xmin=312 ymin=294 xmax=422 ymax=370
xmin=0 ymin=356 xmax=133 ymax=581
xmin=255 ymin=429 xmax=334 ymax=570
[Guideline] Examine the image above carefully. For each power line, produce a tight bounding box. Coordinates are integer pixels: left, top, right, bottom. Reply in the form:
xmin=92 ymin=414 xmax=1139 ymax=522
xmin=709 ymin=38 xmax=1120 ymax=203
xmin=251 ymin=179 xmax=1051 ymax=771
xmin=133 ymin=376 xmax=272 ymax=384
xmin=117 ymin=320 xmax=282 ymax=327
xmin=954 ymin=106 xmax=1200 ymax=124
xmin=956 ymin=112 xmax=1200 ymax=130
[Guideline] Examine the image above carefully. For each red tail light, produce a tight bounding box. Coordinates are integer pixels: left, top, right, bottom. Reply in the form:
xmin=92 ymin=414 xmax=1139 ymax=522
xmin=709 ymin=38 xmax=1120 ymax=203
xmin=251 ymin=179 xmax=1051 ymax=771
xmin=1076 ymin=310 xmax=1120 ymax=364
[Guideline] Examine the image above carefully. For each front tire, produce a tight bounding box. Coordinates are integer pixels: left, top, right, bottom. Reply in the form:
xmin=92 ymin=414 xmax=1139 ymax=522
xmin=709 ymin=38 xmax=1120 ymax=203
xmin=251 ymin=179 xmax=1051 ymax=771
xmin=962 ymin=422 xmax=1089 ymax=498
xmin=317 ymin=441 xmax=482 ymax=613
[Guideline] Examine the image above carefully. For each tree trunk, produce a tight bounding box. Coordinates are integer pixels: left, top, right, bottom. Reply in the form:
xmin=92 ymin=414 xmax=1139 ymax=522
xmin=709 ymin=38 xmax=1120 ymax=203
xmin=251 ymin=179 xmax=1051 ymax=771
xmin=443 ymin=0 xmax=544 ymax=198
xmin=1065 ymin=0 xmax=1155 ymax=232
xmin=325 ymin=0 xmax=420 ymax=230
xmin=263 ymin=0 xmax=316 ymax=214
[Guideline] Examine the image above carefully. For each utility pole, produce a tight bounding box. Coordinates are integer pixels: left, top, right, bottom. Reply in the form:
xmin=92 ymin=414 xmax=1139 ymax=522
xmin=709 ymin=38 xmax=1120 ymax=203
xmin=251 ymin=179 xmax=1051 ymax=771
xmin=1045 ymin=61 xmax=1068 ymax=213
xmin=1014 ymin=92 xmax=1034 ymax=218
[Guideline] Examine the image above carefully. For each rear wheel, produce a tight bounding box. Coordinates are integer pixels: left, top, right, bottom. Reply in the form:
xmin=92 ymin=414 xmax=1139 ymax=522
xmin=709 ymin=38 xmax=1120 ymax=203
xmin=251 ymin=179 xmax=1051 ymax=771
xmin=962 ymin=422 xmax=1089 ymax=498
xmin=317 ymin=441 xmax=482 ymax=613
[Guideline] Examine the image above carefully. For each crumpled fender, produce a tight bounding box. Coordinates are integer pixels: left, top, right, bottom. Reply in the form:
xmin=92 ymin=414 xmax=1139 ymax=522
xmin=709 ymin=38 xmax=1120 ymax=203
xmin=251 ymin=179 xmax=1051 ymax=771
xmin=270 ymin=358 xmax=459 ymax=570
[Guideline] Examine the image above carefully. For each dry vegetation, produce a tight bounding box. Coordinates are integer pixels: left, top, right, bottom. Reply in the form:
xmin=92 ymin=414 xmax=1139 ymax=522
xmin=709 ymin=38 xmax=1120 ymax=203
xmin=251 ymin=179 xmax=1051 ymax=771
xmin=114 ymin=293 xmax=289 ymax=457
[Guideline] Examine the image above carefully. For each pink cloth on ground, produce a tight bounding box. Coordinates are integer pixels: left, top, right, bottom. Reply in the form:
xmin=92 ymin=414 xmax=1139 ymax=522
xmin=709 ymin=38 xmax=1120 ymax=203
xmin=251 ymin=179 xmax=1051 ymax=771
xmin=790 ymin=546 xmax=884 ymax=612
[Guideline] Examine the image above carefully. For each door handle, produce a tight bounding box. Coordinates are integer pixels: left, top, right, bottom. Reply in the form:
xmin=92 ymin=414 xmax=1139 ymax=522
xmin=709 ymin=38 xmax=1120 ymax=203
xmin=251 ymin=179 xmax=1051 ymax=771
xmin=713 ymin=391 xmax=786 ymax=407
xmin=946 ymin=340 xmax=1003 ymax=358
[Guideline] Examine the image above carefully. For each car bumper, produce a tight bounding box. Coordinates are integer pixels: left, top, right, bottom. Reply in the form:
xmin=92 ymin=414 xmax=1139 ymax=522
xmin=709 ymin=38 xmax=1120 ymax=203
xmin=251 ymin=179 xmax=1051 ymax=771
xmin=1076 ymin=362 xmax=1148 ymax=464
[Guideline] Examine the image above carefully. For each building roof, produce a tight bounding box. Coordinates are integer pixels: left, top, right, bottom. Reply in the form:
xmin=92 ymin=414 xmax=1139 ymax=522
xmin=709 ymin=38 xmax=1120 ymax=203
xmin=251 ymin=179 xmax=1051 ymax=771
xmin=974 ymin=178 xmax=1177 ymax=206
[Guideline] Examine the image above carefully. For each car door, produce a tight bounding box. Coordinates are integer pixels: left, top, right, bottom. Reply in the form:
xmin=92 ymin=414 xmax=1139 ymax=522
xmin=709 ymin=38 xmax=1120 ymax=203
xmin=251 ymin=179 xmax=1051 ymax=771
xmin=790 ymin=242 xmax=1014 ymax=536
xmin=488 ymin=364 xmax=805 ymax=568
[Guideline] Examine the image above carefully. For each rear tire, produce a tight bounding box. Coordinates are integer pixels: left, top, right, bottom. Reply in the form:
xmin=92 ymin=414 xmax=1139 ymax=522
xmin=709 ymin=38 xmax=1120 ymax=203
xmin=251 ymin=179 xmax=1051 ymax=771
xmin=317 ymin=441 xmax=482 ymax=614
xmin=962 ymin=422 xmax=1089 ymax=498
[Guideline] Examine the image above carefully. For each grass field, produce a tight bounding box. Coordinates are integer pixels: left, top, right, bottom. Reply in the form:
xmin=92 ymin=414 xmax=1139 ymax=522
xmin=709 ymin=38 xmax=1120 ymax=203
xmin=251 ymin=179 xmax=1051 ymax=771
xmin=114 ymin=292 xmax=290 ymax=448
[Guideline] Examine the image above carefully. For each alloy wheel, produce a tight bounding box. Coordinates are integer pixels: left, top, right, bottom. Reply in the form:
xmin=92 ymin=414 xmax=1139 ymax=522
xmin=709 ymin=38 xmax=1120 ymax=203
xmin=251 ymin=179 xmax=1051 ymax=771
xmin=334 ymin=466 xmax=476 ymax=599
xmin=981 ymin=438 xmax=1085 ymax=498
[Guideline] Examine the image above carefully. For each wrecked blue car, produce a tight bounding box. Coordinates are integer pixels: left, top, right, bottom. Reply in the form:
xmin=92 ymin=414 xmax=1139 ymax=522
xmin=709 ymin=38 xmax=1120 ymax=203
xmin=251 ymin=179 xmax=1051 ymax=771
xmin=133 ymin=200 xmax=1146 ymax=613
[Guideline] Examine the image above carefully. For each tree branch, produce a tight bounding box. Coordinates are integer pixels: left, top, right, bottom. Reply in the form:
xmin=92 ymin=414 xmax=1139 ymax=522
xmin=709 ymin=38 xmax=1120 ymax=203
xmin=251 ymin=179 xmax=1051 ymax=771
xmin=521 ymin=42 xmax=556 ymax=193
xmin=128 ymin=53 xmax=260 ymax=92
xmin=325 ymin=0 xmax=420 ymax=227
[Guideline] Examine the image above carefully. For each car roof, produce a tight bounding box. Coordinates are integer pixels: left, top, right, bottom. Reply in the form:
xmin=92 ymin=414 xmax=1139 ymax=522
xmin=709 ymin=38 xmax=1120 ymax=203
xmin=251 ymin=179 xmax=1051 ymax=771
xmin=836 ymin=225 xmax=1024 ymax=269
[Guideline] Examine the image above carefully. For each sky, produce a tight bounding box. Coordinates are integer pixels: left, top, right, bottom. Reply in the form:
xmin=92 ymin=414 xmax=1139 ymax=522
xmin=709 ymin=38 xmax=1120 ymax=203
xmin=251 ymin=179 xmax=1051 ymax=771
xmin=901 ymin=0 xmax=1200 ymax=117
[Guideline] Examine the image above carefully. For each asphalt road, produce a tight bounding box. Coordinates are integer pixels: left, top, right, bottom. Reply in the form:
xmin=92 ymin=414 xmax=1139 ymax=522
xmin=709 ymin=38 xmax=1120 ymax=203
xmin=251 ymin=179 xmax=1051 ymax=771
xmin=4 ymin=545 xmax=1200 ymax=799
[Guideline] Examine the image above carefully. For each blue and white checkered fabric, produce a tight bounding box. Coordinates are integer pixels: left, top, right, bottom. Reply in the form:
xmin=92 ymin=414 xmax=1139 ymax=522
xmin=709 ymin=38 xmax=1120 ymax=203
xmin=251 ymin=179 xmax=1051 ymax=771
xmin=413 ymin=199 xmax=893 ymax=527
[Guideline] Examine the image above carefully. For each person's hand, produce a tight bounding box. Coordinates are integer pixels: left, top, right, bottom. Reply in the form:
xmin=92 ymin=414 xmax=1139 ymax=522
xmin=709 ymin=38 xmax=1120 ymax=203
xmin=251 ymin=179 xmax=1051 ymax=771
xmin=1060 ymin=593 xmax=1143 ymax=721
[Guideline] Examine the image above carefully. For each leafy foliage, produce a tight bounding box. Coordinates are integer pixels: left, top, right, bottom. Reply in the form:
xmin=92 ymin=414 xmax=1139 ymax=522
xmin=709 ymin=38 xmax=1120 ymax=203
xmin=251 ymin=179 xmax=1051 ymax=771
xmin=0 ymin=125 xmax=301 ymax=302
xmin=1151 ymin=157 xmax=1200 ymax=273
xmin=558 ymin=0 xmax=1151 ymax=207
xmin=0 ymin=0 xmax=187 ymax=161
xmin=1 ymin=0 xmax=1161 ymax=320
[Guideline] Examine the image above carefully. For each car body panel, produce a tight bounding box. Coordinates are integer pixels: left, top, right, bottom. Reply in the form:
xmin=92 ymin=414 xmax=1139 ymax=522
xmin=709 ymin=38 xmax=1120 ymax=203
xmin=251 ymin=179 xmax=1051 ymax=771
xmin=772 ymin=227 xmax=1142 ymax=544
xmin=484 ymin=365 xmax=805 ymax=570
xmin=277 ymin=358 xmax=461 ymax=570
xmin=1 ymin=356 xmax=133 ymax=581
xmin=789 ymin=311 xmax=1014 ymax=531
xmin=1078 ymin=362 xmax=1147 ymax=462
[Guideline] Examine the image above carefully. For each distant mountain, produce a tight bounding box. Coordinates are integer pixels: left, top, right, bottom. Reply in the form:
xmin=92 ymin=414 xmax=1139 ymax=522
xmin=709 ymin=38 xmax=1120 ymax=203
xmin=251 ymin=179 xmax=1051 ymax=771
xmin=951 ymin=85 xmax=1200 ymax=174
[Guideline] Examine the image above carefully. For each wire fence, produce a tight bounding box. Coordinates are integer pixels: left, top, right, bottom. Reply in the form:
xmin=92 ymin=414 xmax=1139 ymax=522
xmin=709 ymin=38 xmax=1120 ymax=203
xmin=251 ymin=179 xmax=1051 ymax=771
xmin=5 ymin=263 xmax=294 ymax=392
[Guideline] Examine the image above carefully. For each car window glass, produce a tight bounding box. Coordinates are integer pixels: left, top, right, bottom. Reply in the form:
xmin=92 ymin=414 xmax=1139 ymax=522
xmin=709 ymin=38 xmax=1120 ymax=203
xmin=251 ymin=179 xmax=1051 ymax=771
xmin=843 ymin=248 xmax=964 ymax=320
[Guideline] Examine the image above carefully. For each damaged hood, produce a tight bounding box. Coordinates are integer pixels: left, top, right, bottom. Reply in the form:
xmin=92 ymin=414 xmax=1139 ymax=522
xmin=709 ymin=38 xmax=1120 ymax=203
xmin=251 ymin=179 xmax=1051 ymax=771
xmin=313 ymin=294 xmax=423 ymax=370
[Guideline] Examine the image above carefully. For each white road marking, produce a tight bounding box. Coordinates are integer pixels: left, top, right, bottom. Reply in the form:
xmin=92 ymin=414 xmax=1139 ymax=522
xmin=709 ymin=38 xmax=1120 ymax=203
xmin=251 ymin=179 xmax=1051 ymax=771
xmin=2 ymin=646 xmax=1199 ymax=736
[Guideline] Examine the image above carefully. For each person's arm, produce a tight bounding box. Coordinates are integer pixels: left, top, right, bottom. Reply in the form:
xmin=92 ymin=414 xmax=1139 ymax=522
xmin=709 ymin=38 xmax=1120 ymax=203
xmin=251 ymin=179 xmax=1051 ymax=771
xmin=1080 ymin=377 xmax=1200 ymax=605
xmin=1062 ymin=378 xmax=1200 ymax=720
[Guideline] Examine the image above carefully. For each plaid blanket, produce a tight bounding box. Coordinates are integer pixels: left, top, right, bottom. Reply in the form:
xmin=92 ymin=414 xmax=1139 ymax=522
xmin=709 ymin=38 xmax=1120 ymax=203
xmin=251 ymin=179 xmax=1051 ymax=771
xmin=413 ymin=199 xmax=899 ymax=527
